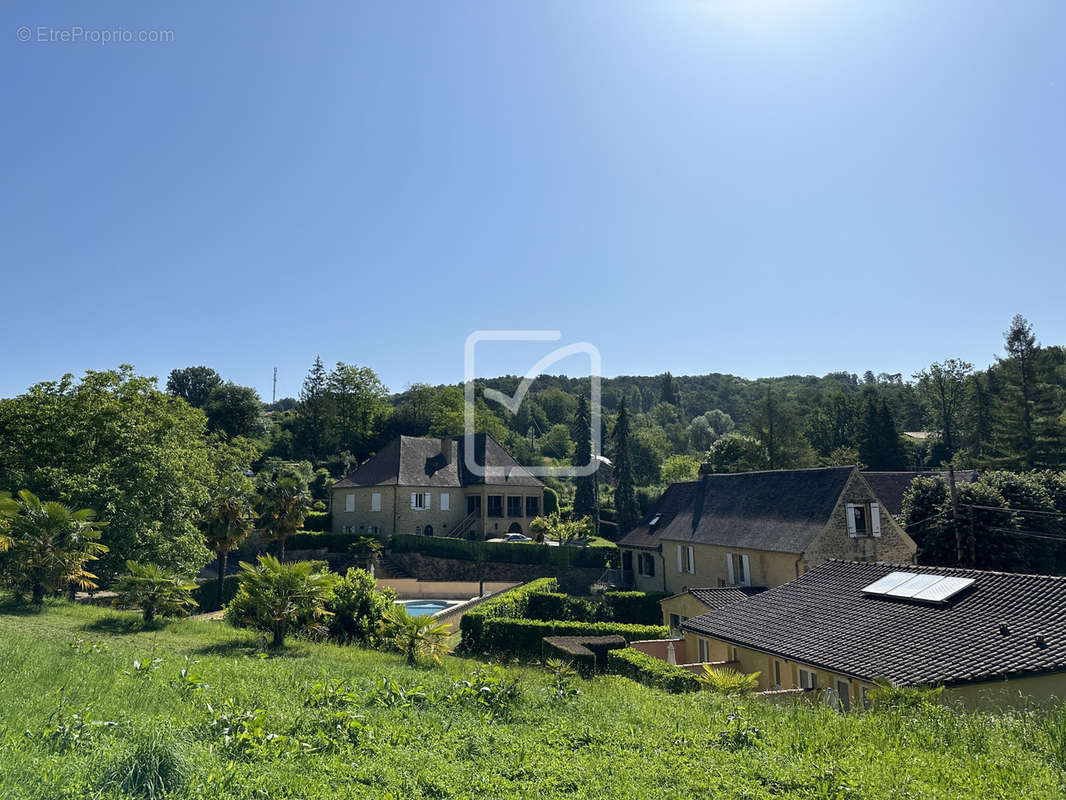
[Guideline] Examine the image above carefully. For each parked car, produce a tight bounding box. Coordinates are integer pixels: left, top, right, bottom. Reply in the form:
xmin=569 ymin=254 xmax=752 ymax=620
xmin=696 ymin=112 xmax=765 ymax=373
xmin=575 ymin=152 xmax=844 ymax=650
xmin=502 ymin=533 xmax=532 ymax=542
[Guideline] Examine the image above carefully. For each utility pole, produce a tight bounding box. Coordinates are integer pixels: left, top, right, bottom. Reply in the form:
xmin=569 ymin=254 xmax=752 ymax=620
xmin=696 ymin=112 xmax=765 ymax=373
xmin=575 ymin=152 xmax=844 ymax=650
xmin=272 ymin=367 xmax=277 ymax=405
xmin=948 ymin=464 xmax=962 ymax=566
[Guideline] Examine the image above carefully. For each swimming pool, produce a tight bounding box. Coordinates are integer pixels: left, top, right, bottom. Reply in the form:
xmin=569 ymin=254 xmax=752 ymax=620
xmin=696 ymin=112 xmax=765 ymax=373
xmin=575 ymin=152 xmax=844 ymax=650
xmin=398 ymin=599 xmax=459 ymax=616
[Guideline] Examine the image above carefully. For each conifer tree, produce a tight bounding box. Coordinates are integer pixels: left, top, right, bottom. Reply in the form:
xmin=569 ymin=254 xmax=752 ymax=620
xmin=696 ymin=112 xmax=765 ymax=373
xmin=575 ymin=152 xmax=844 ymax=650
xmin=612 ymin=399 xmax=638 ymax=526
xmin=572 ymin=395 xmax=596 ymax=522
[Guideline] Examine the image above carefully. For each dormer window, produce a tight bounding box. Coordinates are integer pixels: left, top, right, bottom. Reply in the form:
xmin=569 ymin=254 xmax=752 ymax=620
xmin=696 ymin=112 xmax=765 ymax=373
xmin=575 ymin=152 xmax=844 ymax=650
xmin=846 ymin=503 xmax=881 ymax=538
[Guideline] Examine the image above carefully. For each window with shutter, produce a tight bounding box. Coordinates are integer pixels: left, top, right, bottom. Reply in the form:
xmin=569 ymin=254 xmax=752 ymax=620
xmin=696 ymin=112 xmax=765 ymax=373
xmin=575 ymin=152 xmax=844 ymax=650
xmin=726 ymin=553 xmax=735 ymax=584
xmin=441 ymin=493 xmax=450 ymax=512
xmin=344 ymin=494 xmax=354 ymax=513
xmin=846 ymin=504 xmax=857 ymax=535
xmin=740 ymin=554 xmax=750 ymax=586
xmin=371 ymin=492 xmax=381 ymax=512
xmin=677 ymin=545 xmax=683 ymax=573
xmin=871 ymin=503 xmax=881 ymax=537
xmin=687 ymin=545 xmax=695 ymax=574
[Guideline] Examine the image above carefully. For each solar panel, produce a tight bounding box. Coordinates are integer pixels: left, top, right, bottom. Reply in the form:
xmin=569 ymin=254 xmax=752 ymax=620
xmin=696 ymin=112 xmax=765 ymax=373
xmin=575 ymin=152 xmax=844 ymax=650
xmin=886 ymin=573 xmax=944 ymax=597
xmin=912 ymin=576 xmax=975 ymax=603
xmin=861 ymin=571 xmax=917 ymax=595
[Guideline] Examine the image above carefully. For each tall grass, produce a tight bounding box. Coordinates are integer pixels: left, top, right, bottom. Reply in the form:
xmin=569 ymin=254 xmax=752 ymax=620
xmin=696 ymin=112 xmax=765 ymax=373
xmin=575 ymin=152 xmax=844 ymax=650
xmin=0 ymin=601 xmax=1063 ymax=799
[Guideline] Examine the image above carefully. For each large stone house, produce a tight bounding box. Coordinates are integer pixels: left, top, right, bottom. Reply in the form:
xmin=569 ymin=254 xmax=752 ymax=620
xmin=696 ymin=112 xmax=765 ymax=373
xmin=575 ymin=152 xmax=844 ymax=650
xmin=681 ymin=560 xmax=1066 ymax=709
xmin=330 ymin=434 xmax=544 ymax=539
xmin=617 ymin=465 xmax=916 ymax=594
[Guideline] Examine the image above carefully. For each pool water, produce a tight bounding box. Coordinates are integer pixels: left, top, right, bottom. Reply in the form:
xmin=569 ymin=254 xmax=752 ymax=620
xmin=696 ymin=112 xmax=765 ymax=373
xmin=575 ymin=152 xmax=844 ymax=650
xmin=399 ymin=599 xmax=457 ymax=615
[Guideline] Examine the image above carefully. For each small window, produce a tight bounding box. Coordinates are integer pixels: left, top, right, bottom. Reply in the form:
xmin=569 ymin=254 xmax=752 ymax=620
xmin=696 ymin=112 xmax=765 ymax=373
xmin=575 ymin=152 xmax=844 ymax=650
xmin=799 ymin=668 xmax=818 ymax=690
xmin=415 ymin=526 xmax=422 ymax=535
xmin=412 ymin=492 xmax=427 ymax=510
xmin=730 ymin=646 xmax=738 ymax=661
xmin=507 ymin=496 xmax=523 ymax=517
xmin=669 ymin=613 xmax=681 ymax=630
xmin=371 ymin=492 xmax=381 ymax=512
xmin=526 ymin=496 xmax=539 ymax=517
xmin=698 ymin=638 xmax=710 ymax=662
xmin=773 ymin=660 xmax=782 ymax=689
xmin=649 ymin=514 xmax=661 ymax=526
xmin=487 ymin=495 xmax=503 ymax=518
xmin=344 ymin=494 xmax=355 ymax=512
xmin=847 ymin=503 xmax=870 ymax=537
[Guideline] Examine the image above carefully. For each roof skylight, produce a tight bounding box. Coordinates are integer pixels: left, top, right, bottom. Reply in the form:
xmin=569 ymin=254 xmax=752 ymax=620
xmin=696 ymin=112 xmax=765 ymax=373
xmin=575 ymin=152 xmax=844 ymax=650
xmin=861 ymin=571 xmax=974 ymax=604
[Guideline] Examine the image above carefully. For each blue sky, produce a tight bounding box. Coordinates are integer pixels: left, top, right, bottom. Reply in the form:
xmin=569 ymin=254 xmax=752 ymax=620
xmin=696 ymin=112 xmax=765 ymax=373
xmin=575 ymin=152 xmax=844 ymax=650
xmin=3 ymin=0 xmax=1064 ymax=402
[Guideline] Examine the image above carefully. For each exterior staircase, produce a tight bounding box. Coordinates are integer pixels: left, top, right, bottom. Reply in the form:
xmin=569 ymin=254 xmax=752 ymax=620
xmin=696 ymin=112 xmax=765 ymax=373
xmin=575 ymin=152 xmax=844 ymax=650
xmin=375 ymin=553 xmax=413 ymax=579
xmin=449 ymin=508 xmax=480 ymax=540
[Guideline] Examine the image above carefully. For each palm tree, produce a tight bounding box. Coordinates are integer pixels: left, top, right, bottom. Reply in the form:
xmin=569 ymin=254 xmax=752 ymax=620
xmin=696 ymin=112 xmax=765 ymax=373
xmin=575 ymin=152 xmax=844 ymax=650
xmin=0 ymin=490 xmax=108 ymax=604
xmin=256 ymin=476 xmax=311 ymax=561
xmin=202 ymin=485 xmax=257 ymax=609
xmin=226 ymin=554 xmax=336 ymax=647
xmin=112 ymin=561 xmax=199 ymax=623
xmin=382 ymin=604 xmax=453 ymax=666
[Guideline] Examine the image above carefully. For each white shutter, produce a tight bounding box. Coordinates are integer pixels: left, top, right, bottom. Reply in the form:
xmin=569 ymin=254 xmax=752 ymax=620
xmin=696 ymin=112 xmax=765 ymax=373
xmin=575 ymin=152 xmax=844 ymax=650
xmin=687 ymin=545 xmax=695 ymax=574
xmin=441 ymin=493 xmax=450 ymax=512
xmin=424 ymin=492 xmax=431 ymax=510
xmin=371 ymin=492 xmax=381 ymax=512
xmin=411 ymin=492 xmax=417 ymax=509
xmin=677 ymin=545 xmax=683 ymax=573
xmin=871 ymin=503 xmax=881 ymax=537
xmin=846 ymin=504 xmax=857 ymax=536
xmin=726 ymin=553 xmax=735 ymax=585
xmin=741 ymin=554 xmax=751 ymax=587
xmin=345 ymin=494 xmax=354 ymax=513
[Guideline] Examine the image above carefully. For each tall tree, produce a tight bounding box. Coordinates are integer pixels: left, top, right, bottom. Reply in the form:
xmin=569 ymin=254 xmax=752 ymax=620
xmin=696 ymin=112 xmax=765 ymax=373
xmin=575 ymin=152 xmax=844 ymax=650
xmin=659 ymin=372 xmax=681 ymax=407
xmin=572 ymin=395 xmax=597 ymax=523
xmin=857 ymin=391 xmax=906 ymax=470
xmin=612 ymin=399 xmax=638 ymax=525
xmin=747 ymin=384 xmax=812 ymax=470
xmin=256 ymin=469 xmax=312 ymax=561
xmin=913 ymin=359 xmax=973 ymax=459
xmin=166 ymin=366 xmax=222 ymax=409
xmin=295 ymin=356 xmax=335 ymax=461
xmin=204 ymin=383 xmax=265 ymax=440
xmin=327 ymin=362 xmax=389 ymax=456
xmin=806 ymin=390 xmax=858 ymax=457
xmin=202 ymin=479 xmax=258 ymax=610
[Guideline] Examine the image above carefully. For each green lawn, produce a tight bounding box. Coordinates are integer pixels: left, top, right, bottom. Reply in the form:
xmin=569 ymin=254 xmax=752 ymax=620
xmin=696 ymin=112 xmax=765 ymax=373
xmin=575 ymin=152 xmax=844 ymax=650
xmin=1 ymin=602 xmax=1064 ymax=799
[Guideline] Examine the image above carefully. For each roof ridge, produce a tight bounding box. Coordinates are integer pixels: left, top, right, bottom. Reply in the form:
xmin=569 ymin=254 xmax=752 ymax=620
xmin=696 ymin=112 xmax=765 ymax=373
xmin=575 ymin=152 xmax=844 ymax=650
xmin=821 ymin=558 xmax=1066 ymax=583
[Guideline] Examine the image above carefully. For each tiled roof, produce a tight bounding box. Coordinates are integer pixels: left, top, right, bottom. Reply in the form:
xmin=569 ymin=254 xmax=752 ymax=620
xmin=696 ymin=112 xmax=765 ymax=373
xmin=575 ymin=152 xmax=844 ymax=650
xmin=862 ymin=470 xmax=978 ymax=517
xmin=619 ymin=466 xmax=854 ymax=554
xmin=333 ymin=434 xmax=542 ymax=490
xmin=688 ymin=586 xmax=766 ymax=610
xmin=682 ymin=560 xmax=1066 ymax=687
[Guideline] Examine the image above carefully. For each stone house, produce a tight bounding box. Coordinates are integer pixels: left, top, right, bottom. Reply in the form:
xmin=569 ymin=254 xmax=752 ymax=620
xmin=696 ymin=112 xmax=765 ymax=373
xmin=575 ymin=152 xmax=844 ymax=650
xmin=681 ymin=560 xmax=1066 ymax=709
xmin=330 ymin=434 xmax=544 ymax=539
xmin=617 ymin=465 xmax=916 ymax=594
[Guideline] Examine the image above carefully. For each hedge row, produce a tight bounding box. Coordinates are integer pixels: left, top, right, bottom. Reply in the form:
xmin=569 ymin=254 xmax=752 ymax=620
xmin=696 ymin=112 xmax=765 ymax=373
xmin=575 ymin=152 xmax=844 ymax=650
xmin=525 ymin=591 xmax=598 ymax=623
xmin=605 ymin=591 xmax=671 ymax=625
xmin=390 ymin=534 xmax=614 ymax=569
xmin=542 ymin=635 xmax=626 ymax=676
xmin=607 ymin=648 xmax=701 ymax=693
xmin=478 ymin=618 xmax=669 ymax=658
xmin=459 ymin=578 xmax=559 ymax=651
xmin=192 ymin=574 xmax=241 ymax=612
xmin=287 ymin=531 xmax=360 ymax=552
xmin=303 ymin=511 xmax=332 ymax=532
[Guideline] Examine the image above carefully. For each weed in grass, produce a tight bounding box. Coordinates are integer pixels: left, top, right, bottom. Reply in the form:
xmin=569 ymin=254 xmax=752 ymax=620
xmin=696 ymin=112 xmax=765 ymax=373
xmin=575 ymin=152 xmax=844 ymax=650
xmin=443 ymin=666 xmax=522 ymax=718
xmin=169 ymin=656 xmax=209 ymax=696
xmin=205 ymin=698 xmax=287 ymax=759
xmin=545 ymin=658 xmax=581 ymax=703
xmin=369 ymin=675 xmax=428 ymax=708
xmin=715 ymin=705 xmax=764 ymax=751
xmin=98 ymin=728 xmax=193 ymax=799
xmin=25 ymin=703 xmax=118 ymax=752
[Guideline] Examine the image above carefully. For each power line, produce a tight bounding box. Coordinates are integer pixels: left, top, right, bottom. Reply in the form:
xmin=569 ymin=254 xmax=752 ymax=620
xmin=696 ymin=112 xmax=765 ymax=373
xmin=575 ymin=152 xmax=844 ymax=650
xmin=964 ymin=503 xmax=1066 ymax=519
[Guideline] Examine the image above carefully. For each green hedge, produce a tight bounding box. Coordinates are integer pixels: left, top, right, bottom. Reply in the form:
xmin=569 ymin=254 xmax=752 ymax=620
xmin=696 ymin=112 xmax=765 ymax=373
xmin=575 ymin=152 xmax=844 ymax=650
xmin=459 ymin=578 xmax=559 ymax=651
xmin=193 ymin=574 xmax=241 ymax=612
xmin=478 ymin=619 xmax=669 ymax=658
xmin=303 ymin=511 xmax=332 ymax=532
xmin=286 ymin=532 xmax=361 ymax=552
xmin=605 ymin=591 xmax=671 ymax=625
xmin=542 ymin=635 xmax=627 ymax=676
xmin=607 ymin=648 xmax=701 ymax=693
xmin=525 ymin=591 xmax=598 ymax=623
xmin=390 ymin=534 xmax=613 ymax=569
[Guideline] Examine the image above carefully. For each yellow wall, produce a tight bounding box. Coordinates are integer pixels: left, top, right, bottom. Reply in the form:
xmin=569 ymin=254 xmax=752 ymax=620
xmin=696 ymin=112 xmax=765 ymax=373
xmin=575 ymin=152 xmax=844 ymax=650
xmin=660 ymin=544 xmax=801 ymax=595
xmin=660 ymin=593 xmax=716 ymax=631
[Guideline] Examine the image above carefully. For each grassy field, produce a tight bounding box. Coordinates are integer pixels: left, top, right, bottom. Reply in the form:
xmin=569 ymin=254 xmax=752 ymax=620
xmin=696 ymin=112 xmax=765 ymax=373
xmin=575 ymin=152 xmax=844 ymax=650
xmin=1 ymin=602 xmax=1064 ymax=799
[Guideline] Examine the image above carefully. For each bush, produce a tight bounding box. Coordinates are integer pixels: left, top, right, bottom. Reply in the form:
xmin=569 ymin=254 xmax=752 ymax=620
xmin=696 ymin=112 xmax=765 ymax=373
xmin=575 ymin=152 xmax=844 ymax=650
xmin=542 ymin=635 xmax=626 ymax=676
xmin=525 ymin=591 xmax=599 ymax=622
xmin=326 ymin=568 xmax=397 ymax=645
xmin=604 ymin=591 xmax=670 ymax=625
xmin=303 ymin=511 xmax=332 ymax=532
xmin=390 ymin=533 xmax=613 ymax=569
xmin=192 ymin=574 xmax=241 ymax=612
xmin=478 ymin=618 xmax=669 ymax=658
xmin=98 ymin=729 xmax=193 ymax=799
xmin=111 ymin=561 xmax=199 ymax=623
xmin=543 ymin=486 xmax=560 ymax=515
xmin=459 ymin=578 xmax=558 ymax=650
xmin=607 ymin=648 xmax=701 ymax=693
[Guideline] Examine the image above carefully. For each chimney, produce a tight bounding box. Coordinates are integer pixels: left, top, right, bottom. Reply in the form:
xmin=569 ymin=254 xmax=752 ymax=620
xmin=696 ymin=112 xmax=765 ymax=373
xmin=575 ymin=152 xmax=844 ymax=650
xmin=440 ymin=436 xmax=453 ymax=465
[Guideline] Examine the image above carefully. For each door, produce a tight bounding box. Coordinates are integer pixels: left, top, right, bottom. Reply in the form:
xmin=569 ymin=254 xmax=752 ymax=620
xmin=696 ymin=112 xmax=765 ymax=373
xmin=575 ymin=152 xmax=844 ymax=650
xmin=836 ymin=679 xmax=851 ymax=711
xmin=467 ymin=495 xmax=482 ymax=514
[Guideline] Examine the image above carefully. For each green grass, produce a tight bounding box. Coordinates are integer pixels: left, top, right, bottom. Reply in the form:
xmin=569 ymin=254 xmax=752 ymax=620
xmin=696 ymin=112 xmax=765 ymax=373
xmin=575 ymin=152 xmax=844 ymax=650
xmin=1 ymin=602 xmax=1064 ymax=799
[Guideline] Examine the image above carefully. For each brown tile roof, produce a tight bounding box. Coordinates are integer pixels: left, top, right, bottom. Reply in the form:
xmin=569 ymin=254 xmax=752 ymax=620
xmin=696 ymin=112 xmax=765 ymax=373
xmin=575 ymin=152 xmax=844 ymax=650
xmin=333 ymin=434 xmax=542 ymax=490
xmin=619 ymin=466 xmax=855 ymax=555
xmin=682 ymin=560 xmax=1066 ymax=687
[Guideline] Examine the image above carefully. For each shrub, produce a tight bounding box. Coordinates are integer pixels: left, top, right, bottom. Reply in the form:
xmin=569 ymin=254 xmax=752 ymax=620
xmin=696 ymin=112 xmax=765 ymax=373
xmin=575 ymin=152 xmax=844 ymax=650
xmin=525 ymin=591 xmax=599 ymax=622
xmin=542 ymin=635 xmax=626 ymax=676
xmin=478 ymin=618 xmax=668 ymax=658
xmin=604 ymin=591 xmax=670 ymax=625
xmin=98 ymin=729 xmax=192 ymax=799
xmin=192 ymin=574 xmax=240 ymax=612
xmin=867 ymin=676 xmax=943 ymax=710
xmin=325 ymin=568 xmax=396 ymax=645
xmin=459 ymin=578 xmax=558 ymax=650
xmin=381 ymin=604 xmax=453 ymax=666
xmin=112 ymin=561 xmax=199 ymax=623
xmin=697 ymin=665 xmax=760 ymax=695
xmin=543 ymin=486 xmax=560 ymax=515
xmin=607 ymin=648 xmax=701 ymax=693
xmin=303 ymin=511 xmax=332 ymax=532
xmin=225 ymin=555 xmax=337 ymax=647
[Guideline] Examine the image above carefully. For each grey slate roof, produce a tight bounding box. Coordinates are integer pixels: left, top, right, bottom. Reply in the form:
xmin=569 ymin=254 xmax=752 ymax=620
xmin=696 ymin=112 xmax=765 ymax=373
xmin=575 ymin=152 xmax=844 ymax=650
xmin=687 ymin=586 xmax=766 ymax=611
xmin=862 ymin=470 xmax=978 ymax=517
xmin=682 ymin=560 xmax=1066 ymax=687
xmin=333 ymin=434 xmax=542 ymax=490
xmin=619 ymin=466 xmax=855 ymax=555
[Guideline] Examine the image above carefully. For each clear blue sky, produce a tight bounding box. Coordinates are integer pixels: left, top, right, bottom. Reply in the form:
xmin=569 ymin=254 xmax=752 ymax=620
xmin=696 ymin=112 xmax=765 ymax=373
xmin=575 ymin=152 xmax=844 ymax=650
xmin=3 ymin=1 xmax=1064 ymax=402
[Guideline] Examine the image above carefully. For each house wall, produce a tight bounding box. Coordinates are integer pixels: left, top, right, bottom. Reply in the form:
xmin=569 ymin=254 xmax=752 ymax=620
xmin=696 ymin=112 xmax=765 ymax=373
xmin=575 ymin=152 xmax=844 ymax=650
xmin=331 ymin=486 xmax=467 ymax=536
xmin=659 ymin=544 xmax=801 ymax=595
xmin=942 ymin=673 xmax=1066 ymax=711
xmin=463 ymin=486 xmax=544 ymax=538
xmin=660 ymin=593 xmax=714 ymax=631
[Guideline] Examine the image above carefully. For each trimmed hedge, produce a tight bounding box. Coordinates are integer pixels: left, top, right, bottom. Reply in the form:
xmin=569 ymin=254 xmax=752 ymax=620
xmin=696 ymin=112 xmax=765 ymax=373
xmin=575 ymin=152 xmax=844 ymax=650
xmin=390 ymin=534 xmax=613 ymax=569
xmin=607 ymin=648 xmax=701 ymax=693
xmin=525 ymin=591 xmax=598 ymax=623
xmin=286 ymin=532 xmax=360 ymax=552
xmin=303 ymin=511 xmax=332 ymax=532
xmin=478 ymin=619 xmax=669 ymax=658
xmin=605 ymin=591 xmax=671 ymax=625
xmin=542 ymin=635 xmax=626 ymax=676
xmin=193 ymin=574 xmax=241 ymax=612
xmin=459 ymin=578 xmax=559 ymax=651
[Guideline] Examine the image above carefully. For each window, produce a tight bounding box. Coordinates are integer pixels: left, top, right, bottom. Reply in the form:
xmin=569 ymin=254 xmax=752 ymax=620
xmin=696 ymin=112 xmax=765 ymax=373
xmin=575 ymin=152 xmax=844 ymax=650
xmin=726 ymin=553 xmax=751 ymax=587
xmin=487 ymin=495 xmax=503 ymax=518
xmin=507 ymin=496 xmax=523 ymax=517
xmin=773 ymin=660 xmax=782 ymax=689
xmin=440 ymin=493 xmax=450 ymax=512
xmin=638 ymin=553 xmax=656 ymax=577
xmin=415 ymin=526 xmax=422 ymax=535
xmin=526 ymin=496 xmax=539 ymax=517
xmin=798 ymin=668 xmax=818 ymax=690
xmin=698 ymin=638 xmax=710 ymax=662
xmin=411 ymin=492 xmax=431 ymax=510
xmin=344 ymin=494 xmax=355 ymax=512
xmin=847 ymin=503 xmax=882 ymax=537
xmin=371 ymin=492 xmax=381 ymax=512
xmin=669 ymin=613 xmax=681 ymax=631
xmin=676 ymin=545 xmax=695 ymax=574
xmin=729 ymin=646 xmax=738 ymax=661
